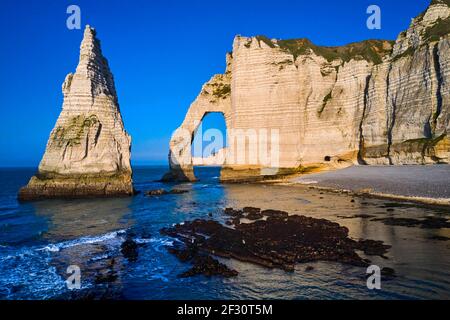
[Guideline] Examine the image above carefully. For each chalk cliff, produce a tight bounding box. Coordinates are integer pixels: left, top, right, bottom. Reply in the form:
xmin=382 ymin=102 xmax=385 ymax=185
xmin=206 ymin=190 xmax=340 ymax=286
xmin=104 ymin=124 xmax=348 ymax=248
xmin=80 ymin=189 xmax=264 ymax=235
xmin=166 ymin=0 xmax=450 ymax=182
xmin=19 ymin=25 xmax=133 ymax=200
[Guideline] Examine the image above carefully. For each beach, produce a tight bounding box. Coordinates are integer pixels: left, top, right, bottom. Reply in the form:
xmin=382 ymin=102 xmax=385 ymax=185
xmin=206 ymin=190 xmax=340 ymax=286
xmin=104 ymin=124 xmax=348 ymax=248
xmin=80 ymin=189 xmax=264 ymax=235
xmin=289 ymin=165 xmax=450 ymax=206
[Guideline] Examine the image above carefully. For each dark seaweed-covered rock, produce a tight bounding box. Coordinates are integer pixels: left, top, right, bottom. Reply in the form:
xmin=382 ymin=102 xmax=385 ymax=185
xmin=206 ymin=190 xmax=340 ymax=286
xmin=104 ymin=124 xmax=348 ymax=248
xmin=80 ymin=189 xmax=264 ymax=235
xmin=121 ymin=238 xmax=138 ymax=261
xmin=94 ymin=258 xmax=118 ymax=284
xmin=429 ymin=235 xmax=450 ymax=241
xmin=371 ymin=217 xmax=420 ymax=227
xmin=179 ymin=255 xmax=238 ymax=278
xmin=168 ymin=244 xmax=198 ymax=262
xmin=261 ymin=209 xmax=289 ymax=218
xmin=94 ymin=271 xmax=118 ymax=284
xmin=161 ymin=209 xmax=392 ymax=273
xmin=246 ymin=212 xmax=264 ymax=220
xmin=145 ymin=189 xmax=189 ymax=196
xmin=224 ymin=207 xmax=244 ymax=217
xmin=420 ymin=217 xmax=450 ymax=229
xmin=243 ymin=207 xmax=261 ymax=214
xmin=165 ymin=241 xmax=237 ymax=278
xmin=372 ymin=216 xmax=450 ymax=229
xmin=171 ymin=189 xmax=189 ymax=195
xmin=381 ymin=267 xmax=396 ymax=278
xmin=338 ymin=214 xmax=376 ymax=219
xmin=381 ymin=202 xmax=414 ymax=208
xmin=146 ymin=189 xmax=168 ymax=196
xmin=356 ymin=239 xmax=391 ymax=257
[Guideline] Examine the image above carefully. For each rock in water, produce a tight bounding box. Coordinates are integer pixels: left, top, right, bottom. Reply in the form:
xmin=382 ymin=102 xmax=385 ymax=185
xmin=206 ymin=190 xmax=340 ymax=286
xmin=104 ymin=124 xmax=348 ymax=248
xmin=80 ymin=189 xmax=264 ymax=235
xmin=161 ymin=210 xmax=392 ymax=272
xmin=121 ymin=238 xmax=139 ymax=262
xmin=179 ymin=255 xmax=239 ymax=278
xmin=19 ymin=26 xmax=132 ymax=200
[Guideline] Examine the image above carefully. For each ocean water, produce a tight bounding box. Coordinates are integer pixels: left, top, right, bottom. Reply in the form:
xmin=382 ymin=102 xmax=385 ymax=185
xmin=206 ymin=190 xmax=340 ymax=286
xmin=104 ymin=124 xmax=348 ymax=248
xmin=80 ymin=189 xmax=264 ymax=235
xmin=0 ymin=166 xmax=449 ymax=300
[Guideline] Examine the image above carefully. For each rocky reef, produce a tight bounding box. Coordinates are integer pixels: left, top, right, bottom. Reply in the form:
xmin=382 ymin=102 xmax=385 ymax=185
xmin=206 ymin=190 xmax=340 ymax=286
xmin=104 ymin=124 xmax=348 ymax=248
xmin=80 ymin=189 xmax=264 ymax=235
xmin=161 ymin=208 xmax=392 ymax=274
xmin=19 ymin=26 xmax=133 ymax=200
xmin=166 ymin=0 xmax=450 ymax=182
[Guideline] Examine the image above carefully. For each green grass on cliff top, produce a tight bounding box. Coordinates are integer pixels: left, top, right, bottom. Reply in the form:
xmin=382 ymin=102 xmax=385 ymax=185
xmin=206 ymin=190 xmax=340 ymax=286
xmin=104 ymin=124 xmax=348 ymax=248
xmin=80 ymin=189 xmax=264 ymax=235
xmin=431 ymin=0 xmax=450 ymax=7
xmin=255 ymin=36 xmax=395 ymax=64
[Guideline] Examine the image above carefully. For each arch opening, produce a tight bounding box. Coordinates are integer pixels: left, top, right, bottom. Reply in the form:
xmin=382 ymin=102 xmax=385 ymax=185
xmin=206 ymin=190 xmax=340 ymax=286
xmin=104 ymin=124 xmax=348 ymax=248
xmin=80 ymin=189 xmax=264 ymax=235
xmin=191 ymin=112 xmax=228 ymax=181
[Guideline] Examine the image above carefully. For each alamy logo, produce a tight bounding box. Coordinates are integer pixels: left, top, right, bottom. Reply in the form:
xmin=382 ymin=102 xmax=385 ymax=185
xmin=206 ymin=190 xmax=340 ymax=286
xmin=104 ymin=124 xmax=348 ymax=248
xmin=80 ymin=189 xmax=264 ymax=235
xmin=171 ymin=121 xmax=280 ymax=172
xmin=66 ymin=5 xmax=81 ymax=30
xmin=366 ymin=5 xmax=381 ymax=30
xmin=366 ymin=265 xmax=381 ymax=290
xmin=66 ymin=265 xmax=81 ymax=290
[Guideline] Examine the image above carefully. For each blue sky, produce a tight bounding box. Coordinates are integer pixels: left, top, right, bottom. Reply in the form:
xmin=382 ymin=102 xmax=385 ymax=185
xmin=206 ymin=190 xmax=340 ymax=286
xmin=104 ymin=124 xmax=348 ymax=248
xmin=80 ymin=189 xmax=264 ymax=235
xmin=0 ymin=0 xmax=431 ymax=167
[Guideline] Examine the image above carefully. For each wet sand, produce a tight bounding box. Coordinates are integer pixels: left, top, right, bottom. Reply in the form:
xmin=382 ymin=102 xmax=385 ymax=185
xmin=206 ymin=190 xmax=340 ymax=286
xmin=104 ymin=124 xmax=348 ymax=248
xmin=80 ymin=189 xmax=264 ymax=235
xmin=289 ymin=165 xmax=450 ymax=205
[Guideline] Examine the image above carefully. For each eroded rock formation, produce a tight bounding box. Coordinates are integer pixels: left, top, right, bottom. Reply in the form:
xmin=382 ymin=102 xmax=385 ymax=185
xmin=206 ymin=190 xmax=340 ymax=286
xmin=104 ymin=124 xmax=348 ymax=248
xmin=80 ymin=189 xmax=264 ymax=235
xmin=19 ymin=25 xmax=133 ymax=200
xmin=162 ymin=54 xmax=233 ymax=181
xmin=161 ymin=209 xmax=392 ymax=272
xmin=166 ymin=0 xmax=450 ymax=182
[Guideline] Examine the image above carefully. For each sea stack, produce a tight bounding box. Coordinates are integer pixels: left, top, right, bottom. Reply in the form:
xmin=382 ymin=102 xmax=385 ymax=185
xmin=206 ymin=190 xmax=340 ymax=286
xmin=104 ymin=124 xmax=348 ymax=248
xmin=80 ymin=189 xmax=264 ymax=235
xmin=19 ymin=25 xmax=133 ymax=200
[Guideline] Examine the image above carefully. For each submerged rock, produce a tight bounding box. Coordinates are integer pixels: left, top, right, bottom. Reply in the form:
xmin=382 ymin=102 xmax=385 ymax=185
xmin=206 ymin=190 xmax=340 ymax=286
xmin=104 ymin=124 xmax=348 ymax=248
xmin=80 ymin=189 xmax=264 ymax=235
xmin=167 ymin=243 xmax=238 ymax=278
xmin=381 ymin=267 xmax=396 ymax=278
xmin=261 ymin=209 xmax=289 ymax=219
xmin=94 ymin=271 xmax=118 ymax=284
xmin=168 ymin=245 xmax=198 ymax=262
xmin=161 ymin=208 xmax=392 ymax=273
xmin=338 ymin=214 xmax=377 ymax=219
xmin=94 ymin=258 xmax=119 ymax=284
xmin=356 ymin=239 xmax=390 ymax=257
xmin=19 ymin=25 xmax=132 ymax=201
xmin=179 ymin=255 xmax=238 ymax=278
xmin=171 ymin=189 xmax=189 ymax=195
xmin=145 ymin=189 xmax=189 ymax=196
xmin=243 ymin=207 xmax=261 ymax=214
xmin=420 ymin=217 xmax=450 ymax=229
xmin=121 ymin=238 xmax=138 ymax=262
xmin=146 ymin=189 xmax=168 ymax=196
xmin=246 ymin=212 xmax=264 ymax=221
xmin=224 ymin=208 xmax=244 ymax=217
xmin=372 ymin=216 xmax=450 ymax=229
xmin=429 ymin=235 xmax=450 ymax=241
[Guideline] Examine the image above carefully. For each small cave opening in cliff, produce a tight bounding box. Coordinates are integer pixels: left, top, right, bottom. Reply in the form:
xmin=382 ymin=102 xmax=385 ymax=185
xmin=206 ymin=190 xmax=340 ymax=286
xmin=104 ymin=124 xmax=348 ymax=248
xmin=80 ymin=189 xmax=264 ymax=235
xmin=191 ymin=112 xmax=228 ymax=182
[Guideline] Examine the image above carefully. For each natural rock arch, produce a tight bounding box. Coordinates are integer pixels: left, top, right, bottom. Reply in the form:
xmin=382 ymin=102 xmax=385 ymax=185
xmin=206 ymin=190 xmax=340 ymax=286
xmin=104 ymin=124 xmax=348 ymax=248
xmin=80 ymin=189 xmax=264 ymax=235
xmin=163 ymin=71 xmax=232 ymax=182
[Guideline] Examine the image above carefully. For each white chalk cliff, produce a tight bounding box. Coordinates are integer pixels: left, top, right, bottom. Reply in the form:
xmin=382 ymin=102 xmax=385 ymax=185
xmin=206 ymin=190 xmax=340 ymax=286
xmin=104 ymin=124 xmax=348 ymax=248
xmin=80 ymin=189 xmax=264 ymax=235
xmin=19 ymin=25 xmax=133 ymax=200
xmin=166 ymin=0 xmax=450 ymax=182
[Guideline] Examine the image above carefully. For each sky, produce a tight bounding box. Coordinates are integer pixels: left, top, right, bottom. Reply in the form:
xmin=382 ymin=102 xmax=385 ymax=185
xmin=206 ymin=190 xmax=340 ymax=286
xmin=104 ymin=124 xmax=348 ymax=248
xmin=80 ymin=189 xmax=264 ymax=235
xmin=0 ymin=0 xmax=431 ymax=167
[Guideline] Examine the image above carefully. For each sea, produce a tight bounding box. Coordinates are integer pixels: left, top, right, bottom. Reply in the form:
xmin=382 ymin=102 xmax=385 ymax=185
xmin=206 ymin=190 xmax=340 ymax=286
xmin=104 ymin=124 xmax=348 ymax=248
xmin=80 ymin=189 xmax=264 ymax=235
xmin=0 ymin=166 xmax=449 ymax=300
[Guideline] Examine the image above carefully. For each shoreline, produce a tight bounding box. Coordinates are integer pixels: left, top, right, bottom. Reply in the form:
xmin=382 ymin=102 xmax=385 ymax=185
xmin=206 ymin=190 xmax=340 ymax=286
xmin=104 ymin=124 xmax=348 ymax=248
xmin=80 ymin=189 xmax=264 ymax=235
xmin=281 ymin=183 xmax=450 ymax=208
xmin=273 ymin=165 xmax=450 ymax=208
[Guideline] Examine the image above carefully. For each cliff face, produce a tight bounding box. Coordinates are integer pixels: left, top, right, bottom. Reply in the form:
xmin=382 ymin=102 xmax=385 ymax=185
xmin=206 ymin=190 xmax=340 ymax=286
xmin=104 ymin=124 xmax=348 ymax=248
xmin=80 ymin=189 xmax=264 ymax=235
xmin=363 ymin=0 xmax=450 ymax=165
xmin=19 ymin=25 xmax=133 ymax=200
xmin=166 ymin=0 xmax=450 ymax=181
